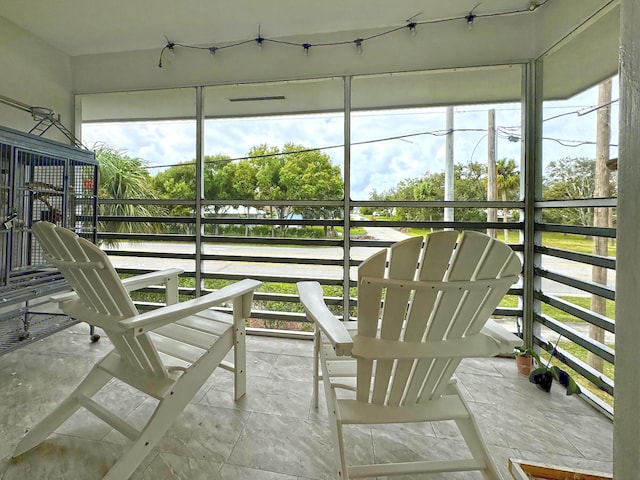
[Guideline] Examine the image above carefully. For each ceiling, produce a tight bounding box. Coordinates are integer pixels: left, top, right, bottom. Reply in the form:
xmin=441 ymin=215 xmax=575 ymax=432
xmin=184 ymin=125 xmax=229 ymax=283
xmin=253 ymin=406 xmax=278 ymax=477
xmin=1 ymin=0 xmax=542 ymax=57
xmin=1 ymin=0 xmax=620 ymax=121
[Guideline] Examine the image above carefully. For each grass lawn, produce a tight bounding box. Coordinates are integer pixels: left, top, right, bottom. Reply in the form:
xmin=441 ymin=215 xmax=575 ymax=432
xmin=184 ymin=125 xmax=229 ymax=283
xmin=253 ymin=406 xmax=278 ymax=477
xmin=499 ymin=295 xmax=615 ymax=321
xmin=538 ymin=342 xmax=614 ymax=406
xmin=407 ymin=228 xmax=616 ymax=256
xmin=541 ymin=231 xmax=616 ymax=256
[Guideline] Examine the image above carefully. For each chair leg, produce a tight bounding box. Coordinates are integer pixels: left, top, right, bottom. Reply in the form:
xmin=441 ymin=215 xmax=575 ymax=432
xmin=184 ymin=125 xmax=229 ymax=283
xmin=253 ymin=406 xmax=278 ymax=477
xmin=233 ymin=320 xmax=247 ymax=400
xmin=455 ymin=416 xmax=500 ymax=480
xmin=103 ymin=350 xmax=225 ymax=480
xmin=313 ymin=327 xmax=320 ymax=408
xmin=325 ymin=397 xmax=349 ymax=479
xmin=321 ymin=353 xmax=349 ymax=479
xmin=102 ymin=389 xmax=192 ymax=480
xmin=13 ymin=367 xmax=112 ymax=457
xmin=333 ymin=417 xmax=350 ymax=480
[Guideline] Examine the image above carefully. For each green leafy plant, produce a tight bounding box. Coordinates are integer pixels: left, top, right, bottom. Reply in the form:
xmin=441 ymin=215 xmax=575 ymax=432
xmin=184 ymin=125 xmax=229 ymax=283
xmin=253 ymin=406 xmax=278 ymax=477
xmin=514 ymin=346 xmax=533 ymax=357
xmin=515 ymin=342 xmax=582 ymax=396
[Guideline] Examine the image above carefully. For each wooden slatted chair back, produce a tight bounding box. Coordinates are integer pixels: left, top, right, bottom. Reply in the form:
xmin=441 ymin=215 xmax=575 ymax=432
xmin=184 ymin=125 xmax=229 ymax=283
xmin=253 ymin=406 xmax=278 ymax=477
xmin=355 ymin=231 xmax=521 ymax=406
xmin=32 ymin=222 xmax=168 ymax=378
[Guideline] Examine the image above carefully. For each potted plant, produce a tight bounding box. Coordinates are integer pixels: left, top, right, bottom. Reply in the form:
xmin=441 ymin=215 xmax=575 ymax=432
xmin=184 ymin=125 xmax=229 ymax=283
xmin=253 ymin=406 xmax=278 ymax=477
xmin=516 ymin=344 xmax=581 ymax=395
xmin=514 ymin=346 xmax=535 ymax=376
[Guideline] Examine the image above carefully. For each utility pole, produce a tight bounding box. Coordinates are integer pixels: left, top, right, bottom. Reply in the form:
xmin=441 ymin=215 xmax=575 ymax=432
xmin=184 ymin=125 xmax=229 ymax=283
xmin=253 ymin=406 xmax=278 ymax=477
xmin=444 ymin=106 xmax=454 ymax=228
xmin=589 ymin=79 xmax=612 ymax=372
xmin=487 ymin=109 xmax=497 ymax=238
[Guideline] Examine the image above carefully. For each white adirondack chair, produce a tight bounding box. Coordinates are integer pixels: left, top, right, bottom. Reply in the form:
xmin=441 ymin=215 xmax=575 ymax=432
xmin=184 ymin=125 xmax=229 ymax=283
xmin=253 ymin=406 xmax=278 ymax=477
xmin=298 ymin=231 xmax=523 ymax=479
xmin=12 ymin=222 xmax=261 ymax=480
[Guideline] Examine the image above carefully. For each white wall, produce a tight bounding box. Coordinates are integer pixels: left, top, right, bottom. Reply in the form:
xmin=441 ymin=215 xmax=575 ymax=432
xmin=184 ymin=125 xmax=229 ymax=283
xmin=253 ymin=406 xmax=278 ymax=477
xmin=0 ymin=16 xmax=73 ymax=143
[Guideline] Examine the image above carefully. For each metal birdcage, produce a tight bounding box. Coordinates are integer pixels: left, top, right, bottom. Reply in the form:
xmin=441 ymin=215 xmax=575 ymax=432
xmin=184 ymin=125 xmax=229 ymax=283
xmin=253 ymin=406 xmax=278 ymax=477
xmin=0 ymin=125 xmax=98 ymax=354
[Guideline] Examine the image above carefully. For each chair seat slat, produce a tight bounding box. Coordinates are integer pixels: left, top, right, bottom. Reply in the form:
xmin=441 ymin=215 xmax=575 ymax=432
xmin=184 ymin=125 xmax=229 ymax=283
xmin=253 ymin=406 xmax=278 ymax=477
xmin=149 ymin=332 xmax=208 ymax=364
xmin=154 ymin=323 xmax=220 ymax=350
xmin=176 ymin=310 xmax=233 ymax=335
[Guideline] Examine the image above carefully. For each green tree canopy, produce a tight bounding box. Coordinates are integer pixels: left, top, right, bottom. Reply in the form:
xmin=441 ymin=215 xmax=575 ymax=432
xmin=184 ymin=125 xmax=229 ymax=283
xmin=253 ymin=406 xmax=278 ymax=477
xmin=496 ymin=158 xmax=520 ymax=202
xmin=279 ymin=144 xmax=343 ymax=203
xmin=382 ymin=161 xmax=488 ymax=222
xmin=151 ymin=144 xmax=344 ymax=235
xmin=94 ymin=144 xmax=164 ymax=240
xmin=543 ymin=157 xmax=596 ymax=225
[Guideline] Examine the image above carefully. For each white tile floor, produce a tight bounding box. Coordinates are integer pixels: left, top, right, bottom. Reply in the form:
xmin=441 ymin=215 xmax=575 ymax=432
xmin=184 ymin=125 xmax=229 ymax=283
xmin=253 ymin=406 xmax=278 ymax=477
xmin=0 ymin=324 xmax=613 ymax=479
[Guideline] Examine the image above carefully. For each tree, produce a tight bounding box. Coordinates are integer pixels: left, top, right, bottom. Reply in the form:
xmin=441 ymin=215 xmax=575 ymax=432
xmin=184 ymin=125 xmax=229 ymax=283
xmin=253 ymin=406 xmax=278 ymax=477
xmin=543 ymin=158 xmax=595 ymax=226
xmin=453 ymin=162 xmax=487 ymax=221
xmin=390 ymin=174 xmax=444 ymax=222
xmin=204 ymin=155 xmax=236 ymax=235
xmin=151 ymin=143 xmax=343 ymax=238
xmin=249 ymin=144 xmax=286 ymax=235
xmin=232 ymin=160 xmax=258 ymax=235
xmin=384 ymin=162 xmax=489 ymax=223
xmin=496 ymin=158 xmax=520 ymax=241
xmin=279 ymin=144 xmax=342 ymax=200
xmin=279 ymin=144 xmax=343 ymax=236
xmin=94 ymin=144 xmax=164 ymax=242
xmin=360 ymin=189 xmax=384 ymax=216
xmin=413 ymin=176 xmax=444 ymax=224
xmin=153 ymin=161 xmax=198 ymax=218
xmin=153 ymin=155 xmax=234 ymax=234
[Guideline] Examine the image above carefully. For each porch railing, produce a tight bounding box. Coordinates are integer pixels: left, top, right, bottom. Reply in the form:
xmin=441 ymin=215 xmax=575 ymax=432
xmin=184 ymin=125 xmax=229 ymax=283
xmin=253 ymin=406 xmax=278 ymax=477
xmin=98 ymin=195 xmax=615 ymax=415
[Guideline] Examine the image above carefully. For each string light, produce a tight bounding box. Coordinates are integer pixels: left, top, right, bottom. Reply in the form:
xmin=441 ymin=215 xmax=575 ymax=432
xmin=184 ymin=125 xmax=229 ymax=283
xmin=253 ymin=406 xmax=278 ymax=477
xmin=158 ymin=40 xmax=175 ymax=68
xmin=256 ymin=25 xmax=264 ymax=49
xmin=465 ymin=13 xmax=476 ymax=30
xmin=157 ymin=1 xmax=553 ymax=67
xmin=354 ymin=38 xmax=363 ymax=55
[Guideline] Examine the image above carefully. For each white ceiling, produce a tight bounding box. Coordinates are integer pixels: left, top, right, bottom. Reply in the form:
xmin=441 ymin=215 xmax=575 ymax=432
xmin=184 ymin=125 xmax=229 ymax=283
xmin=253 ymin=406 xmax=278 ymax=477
xmin=1 ymin=0 xmax=620 ymax=120
xmin=1 ymin=0 xmax=538 ymax=57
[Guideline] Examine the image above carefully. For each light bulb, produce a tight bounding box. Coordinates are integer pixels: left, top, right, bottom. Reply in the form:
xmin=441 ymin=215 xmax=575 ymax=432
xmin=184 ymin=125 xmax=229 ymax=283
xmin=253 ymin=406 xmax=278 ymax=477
xmin=354 ymin=39 xmax=363 ymax=55
xmin=466 ymin=14 xmax=475 ymax=31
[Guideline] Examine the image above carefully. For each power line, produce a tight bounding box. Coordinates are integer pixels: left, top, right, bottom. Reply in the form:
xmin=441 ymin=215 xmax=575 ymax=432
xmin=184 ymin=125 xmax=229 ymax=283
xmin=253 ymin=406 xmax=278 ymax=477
xmin=92 ymin=92 xmax=620 ymax=169
xmin=147 ymin=128 xmax=488 ymax=169
xmin=144 ymin=126 xmax=617 ymax=171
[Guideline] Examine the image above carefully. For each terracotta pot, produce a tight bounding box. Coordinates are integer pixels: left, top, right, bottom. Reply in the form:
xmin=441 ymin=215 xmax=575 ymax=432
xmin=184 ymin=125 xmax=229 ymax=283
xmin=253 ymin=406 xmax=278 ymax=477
xmin=516 ymin=354 xmax=534 ymax=376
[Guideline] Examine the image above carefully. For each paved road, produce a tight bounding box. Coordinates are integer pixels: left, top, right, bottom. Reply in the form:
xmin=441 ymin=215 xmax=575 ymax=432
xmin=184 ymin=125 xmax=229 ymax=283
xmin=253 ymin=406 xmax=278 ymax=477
xmin=105 ymin=227 xmax=615 ymax=294
xmin=106 ymin=227 xmax=615 ymax=345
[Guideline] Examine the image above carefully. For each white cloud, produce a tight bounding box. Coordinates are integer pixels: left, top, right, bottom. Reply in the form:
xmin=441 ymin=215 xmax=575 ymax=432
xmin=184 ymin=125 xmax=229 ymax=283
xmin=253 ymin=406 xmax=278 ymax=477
xmin=82 ymin=83 xmax=616 ymax=200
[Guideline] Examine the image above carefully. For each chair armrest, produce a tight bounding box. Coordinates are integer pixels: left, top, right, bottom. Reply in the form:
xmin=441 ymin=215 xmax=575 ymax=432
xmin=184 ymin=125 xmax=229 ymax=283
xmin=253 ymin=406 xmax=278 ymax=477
xmin=50 ymin=268 xmax=185 ymax=305
xmin=481 ymin=319 xmax=523 ymax=355
xmin=119 ymin=278 xmax=261 ymax=334
xmin=297 ymin=281 xmax=353 ymax=356
xmin=121 ymin=268 xmax=184 ymax=292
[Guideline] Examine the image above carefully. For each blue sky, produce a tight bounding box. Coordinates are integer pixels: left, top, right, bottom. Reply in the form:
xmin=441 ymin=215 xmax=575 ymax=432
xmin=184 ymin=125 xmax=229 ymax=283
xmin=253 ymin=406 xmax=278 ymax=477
xmin=82 ymin=81 xmax=618 ymax=200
